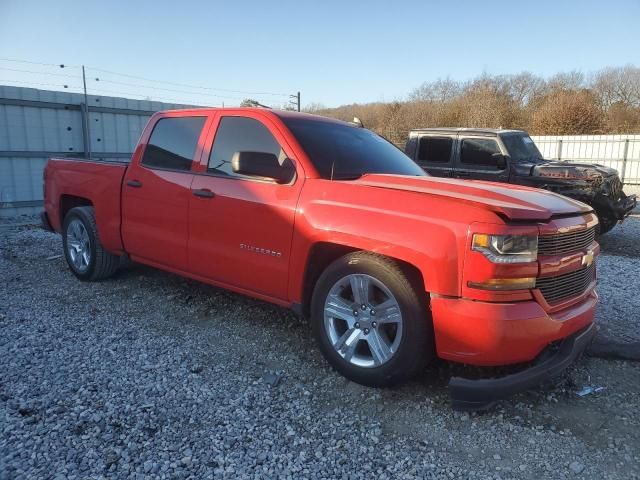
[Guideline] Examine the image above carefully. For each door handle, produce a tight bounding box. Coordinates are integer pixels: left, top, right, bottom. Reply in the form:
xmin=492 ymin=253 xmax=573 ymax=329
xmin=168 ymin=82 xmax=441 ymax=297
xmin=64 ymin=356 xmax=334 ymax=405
xmin=192 ymin=188 xmax=215 ymax=199
xmin=127 ymin=179 xmax=143 ymax=188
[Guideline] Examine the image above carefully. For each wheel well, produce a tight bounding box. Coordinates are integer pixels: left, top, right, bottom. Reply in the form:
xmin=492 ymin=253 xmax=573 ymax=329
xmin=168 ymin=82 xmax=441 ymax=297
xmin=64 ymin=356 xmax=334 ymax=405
xmin=300 ymin=243 xmax=427 ymax=318
xmin=60 ymin=195 xmax=92 ymax=223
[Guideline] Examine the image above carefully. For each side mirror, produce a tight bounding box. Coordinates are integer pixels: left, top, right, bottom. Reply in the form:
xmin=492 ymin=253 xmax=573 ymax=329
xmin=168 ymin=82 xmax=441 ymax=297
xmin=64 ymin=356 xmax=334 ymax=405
xmin=231 ymin=151 xmax=295 ymax=184
xmin=492 ymin=153 xmax=507 ymax=170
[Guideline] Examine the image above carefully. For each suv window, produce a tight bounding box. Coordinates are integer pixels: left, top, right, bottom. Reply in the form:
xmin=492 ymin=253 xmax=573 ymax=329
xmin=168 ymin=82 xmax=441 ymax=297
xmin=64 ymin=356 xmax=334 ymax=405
xmin=501 ymin=133 xmax=544 ymax=163
xmin=142 ymin=117 xmax=206 ymax=171
xmin=208 ymin=116 xmax=284 ymax=178
xmin=460 ymin=138 xmax=502 ymax=168
xmin=417 ymin=136 xmax=453 ymax=164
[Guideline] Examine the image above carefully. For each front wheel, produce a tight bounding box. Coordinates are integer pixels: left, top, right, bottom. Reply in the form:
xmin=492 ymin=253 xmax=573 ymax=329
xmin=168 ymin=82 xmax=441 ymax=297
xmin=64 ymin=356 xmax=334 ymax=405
xmin=62 ymin=206 xmax=119 ymax=281
xmin=596 ymin=215 xmax=618 ymax=235
xmin=311 ymin=252 xmax=434 ymax=387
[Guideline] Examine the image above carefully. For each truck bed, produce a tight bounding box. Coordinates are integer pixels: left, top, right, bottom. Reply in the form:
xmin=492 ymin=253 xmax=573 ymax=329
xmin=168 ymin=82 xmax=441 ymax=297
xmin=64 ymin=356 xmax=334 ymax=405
xmin=44 ymin=157 xmax=128 ymax=253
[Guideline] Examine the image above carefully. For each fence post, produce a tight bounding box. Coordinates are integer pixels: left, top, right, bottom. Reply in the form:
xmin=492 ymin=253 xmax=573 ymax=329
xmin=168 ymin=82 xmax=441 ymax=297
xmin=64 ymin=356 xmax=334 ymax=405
xmin=79 ymin=102 xmax=89 ymax=158
xmin=557 ymin=139 xmax=563 ymax=161
xmin=620 ymin=139 xmax=629 ymax=184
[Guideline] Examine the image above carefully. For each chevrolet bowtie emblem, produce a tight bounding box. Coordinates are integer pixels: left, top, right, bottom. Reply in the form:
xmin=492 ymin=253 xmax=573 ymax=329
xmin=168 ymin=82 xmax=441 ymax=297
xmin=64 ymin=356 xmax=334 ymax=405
xmin=582 ymin=250 xmax=595 ymax=267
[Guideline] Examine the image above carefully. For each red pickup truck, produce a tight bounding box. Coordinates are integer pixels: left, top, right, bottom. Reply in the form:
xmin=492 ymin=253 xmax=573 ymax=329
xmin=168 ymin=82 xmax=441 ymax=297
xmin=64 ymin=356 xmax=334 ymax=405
xmin=42 ymin=108 xmax=599 ymax=409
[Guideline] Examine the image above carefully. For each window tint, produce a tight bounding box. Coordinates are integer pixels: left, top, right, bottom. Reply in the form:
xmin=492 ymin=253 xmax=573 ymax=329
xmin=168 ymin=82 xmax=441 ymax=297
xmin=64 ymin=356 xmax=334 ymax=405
xmin=142 ymin=117 xmax=205 ymax=171
xmin=501 ymin=133 xmax=544 ymax=163
xmin=282 ymin=117 xmax=425 ymax=180
xmin=417 ymin=137 xmax=453 ymax=164
xmin=460 ymin=138 xmax=502 ymax=168
xmin=208 ymin=117 xmax=284 ymax=178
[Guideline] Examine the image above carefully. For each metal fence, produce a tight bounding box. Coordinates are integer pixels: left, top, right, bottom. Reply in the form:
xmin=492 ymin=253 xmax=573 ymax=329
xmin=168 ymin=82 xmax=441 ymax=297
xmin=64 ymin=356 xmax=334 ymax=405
xmin=531 ymin=135 xmax=640 ymax=185
xmin=0 ymin=85 xmax=197 ymax=217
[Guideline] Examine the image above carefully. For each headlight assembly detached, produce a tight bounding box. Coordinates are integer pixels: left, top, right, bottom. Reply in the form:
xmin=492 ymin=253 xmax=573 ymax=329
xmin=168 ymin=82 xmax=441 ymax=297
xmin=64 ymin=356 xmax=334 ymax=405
xmin=472 ymin=234 xmax=538 ymax=263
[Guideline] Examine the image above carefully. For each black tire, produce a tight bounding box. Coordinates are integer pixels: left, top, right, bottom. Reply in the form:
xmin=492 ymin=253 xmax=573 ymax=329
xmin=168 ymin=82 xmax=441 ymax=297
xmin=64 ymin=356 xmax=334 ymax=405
xmin=311 ymin=251 xmax=434 ymax=387
xmin=596 ymin=215 xmax=617 ymax=235
xmin=62 ymin=206 xmax=119 ymax=281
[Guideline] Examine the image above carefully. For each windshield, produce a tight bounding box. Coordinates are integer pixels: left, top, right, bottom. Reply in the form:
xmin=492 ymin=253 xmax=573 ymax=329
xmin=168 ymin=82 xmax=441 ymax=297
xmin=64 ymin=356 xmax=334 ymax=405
xmin=282 ymin=117 xmax=426 ymax=180
xmin=501 ymin=133 xmax=545 ymax=163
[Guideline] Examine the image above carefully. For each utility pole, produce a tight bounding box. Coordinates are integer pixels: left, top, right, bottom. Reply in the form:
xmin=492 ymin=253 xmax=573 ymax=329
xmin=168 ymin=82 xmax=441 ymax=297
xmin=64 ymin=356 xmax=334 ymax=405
xmin=81 ymin=65 xmax=92 ymax=160
xmin=290 ymin=91 xmax=301 ymax=112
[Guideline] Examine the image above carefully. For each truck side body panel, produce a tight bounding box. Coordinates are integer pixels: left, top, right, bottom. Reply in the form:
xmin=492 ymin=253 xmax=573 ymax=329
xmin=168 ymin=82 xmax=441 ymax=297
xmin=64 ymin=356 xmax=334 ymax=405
xmin=44 ymin=159 xmax=127 ymax=254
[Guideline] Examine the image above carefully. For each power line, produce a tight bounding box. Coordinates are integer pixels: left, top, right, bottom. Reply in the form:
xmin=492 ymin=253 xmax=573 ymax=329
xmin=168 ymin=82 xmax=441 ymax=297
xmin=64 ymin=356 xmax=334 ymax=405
xmin=0 ymin=78 xmax=82 ymax=89
xmin=87 ymin=87 xmax=225 ymax=106
xmin=0 ymin=66 xmax=78 ymax=78
xmin=0 ymin=57 xmax=295 ymax=107
xmin=92 ymin=78 xmax=251 ymax=101
xmin=0 ymin=57 xmax=78 ymax=68
xmin=87 ymin=66 xmax=290 ymax=97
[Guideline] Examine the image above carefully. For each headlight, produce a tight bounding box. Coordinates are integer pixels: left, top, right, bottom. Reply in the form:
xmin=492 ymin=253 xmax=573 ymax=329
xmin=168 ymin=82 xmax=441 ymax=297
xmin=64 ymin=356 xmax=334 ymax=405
xmin=472 ymin=234 xmax=538 ymax=263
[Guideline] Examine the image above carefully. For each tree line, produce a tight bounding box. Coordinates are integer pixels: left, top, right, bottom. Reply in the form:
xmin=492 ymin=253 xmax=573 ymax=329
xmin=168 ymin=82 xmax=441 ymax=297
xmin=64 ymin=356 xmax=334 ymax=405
xmin=303 ymin=65 xmax=640 ymax=144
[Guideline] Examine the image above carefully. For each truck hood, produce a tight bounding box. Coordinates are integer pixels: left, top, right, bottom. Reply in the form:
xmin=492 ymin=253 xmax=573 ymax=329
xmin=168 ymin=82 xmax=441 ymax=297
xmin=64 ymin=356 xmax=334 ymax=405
xmin=530 ymin=159 xmax=618 ymax=180
xmin=355 ymin=174 xmax=592 ymax=221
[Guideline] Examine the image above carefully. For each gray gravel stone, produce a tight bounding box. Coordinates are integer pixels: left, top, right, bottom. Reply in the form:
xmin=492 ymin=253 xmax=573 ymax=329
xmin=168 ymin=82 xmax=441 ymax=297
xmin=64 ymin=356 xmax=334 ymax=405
xmin=570 ymin=460 xmax=585 ymax=475
xmin=1 ymin=221 xmax=639 ymax=479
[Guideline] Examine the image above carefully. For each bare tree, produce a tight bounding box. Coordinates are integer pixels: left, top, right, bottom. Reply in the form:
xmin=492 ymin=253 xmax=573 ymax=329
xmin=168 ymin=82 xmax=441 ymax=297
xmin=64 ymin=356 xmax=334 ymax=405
xmin=546 ymin=71 xmax=585 ymax=92
xmin=314 ymin=66 xmax=638 ymax=137
xmin=531 ymin=90 xmax=603 ymax=135
xmin=591 ymin=65 xmax=640 ymax=109
xmin=409 ymin=77 xmax=461 ymax=103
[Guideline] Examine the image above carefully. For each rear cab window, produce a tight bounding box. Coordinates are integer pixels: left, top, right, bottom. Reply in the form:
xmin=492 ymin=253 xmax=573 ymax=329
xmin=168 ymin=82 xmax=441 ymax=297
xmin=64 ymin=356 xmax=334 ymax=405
xmin=417 ymin=136 xmax=454 ymax=165
xmin=142 ymin=116 xmax=206 ymax=171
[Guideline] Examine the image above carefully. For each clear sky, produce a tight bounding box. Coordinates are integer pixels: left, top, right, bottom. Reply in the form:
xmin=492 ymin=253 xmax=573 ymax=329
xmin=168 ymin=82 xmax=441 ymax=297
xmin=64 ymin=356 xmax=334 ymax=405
xmin=1 ymin=0 xmax=638 ymax=108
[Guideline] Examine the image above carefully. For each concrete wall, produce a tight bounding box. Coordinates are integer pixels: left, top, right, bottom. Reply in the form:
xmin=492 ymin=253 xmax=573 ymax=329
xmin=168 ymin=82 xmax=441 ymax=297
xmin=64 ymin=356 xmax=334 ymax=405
xmin=0 ymin=85 xmax=196 ymax=217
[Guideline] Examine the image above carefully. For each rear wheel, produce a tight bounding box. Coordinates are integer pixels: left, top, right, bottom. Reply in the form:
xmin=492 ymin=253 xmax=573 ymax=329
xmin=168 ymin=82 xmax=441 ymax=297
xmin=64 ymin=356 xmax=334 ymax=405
xmin=62 ymin=206 xmax=119 ymax=281
xmin=311 ymin=252 xmax=434 ymax=387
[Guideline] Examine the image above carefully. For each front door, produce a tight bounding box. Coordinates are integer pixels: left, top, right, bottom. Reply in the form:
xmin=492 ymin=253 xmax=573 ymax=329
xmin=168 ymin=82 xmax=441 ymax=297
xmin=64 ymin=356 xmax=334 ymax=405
xmin=453 ymin=136 xmax=509 ymax=183
xmin=187 ymin=114 xmax=302 ymax=300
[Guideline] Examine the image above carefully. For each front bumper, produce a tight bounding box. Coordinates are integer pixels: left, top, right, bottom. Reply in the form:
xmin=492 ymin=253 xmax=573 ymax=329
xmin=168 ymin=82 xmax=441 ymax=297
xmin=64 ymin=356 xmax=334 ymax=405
xmin=449 ymin=323 xmax=596 ymax=410
xmin=430 ymin=290 xmax=597 ymax=366
xmin=606 ymin=193 xmax=636 ymax=220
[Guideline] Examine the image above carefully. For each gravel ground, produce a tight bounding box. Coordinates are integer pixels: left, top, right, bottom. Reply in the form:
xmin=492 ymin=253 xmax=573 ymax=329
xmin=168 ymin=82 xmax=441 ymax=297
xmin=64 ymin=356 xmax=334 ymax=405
xmin=1 ymin=223 xmax=639 ymax=479
xmin=598 ymin=212 xmax=640 ymax=258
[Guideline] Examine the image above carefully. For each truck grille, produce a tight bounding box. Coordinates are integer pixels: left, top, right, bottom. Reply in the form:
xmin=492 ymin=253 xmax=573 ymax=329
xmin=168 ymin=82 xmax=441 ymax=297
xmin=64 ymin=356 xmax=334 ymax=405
xmin=538 ymin=226 xmax=596 ymax=256
xmin=536 ymin=264 xmax=595 ymax=305
xmin=607 ymin=176 xmax=623 ymax=200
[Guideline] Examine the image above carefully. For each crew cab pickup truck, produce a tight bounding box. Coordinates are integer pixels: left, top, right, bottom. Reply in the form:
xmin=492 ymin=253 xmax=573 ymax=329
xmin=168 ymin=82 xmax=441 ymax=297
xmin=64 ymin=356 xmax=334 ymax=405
xmin=42 ymin=109 xmax=599 ymax=410
xmin=405 ymin=128 xmax=637 ymax=234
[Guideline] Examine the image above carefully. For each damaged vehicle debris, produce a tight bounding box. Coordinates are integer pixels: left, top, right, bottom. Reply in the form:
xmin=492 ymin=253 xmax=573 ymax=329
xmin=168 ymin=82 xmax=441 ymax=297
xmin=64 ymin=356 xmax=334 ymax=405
xmin=405 ymin=128 xmax=637 ymax=234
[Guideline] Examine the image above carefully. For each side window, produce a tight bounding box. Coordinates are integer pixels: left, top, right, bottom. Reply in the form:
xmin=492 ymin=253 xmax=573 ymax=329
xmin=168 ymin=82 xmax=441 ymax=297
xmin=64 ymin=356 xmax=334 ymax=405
xmin=417 ymin=136 xmax=453 ymax=164
xmin=142 ymin=117 xmax=206 ymax=171
xmin=208 ymin=116 xmax=284 ymax=178
xmin=460 ymin=138 xmax=502 ymax=168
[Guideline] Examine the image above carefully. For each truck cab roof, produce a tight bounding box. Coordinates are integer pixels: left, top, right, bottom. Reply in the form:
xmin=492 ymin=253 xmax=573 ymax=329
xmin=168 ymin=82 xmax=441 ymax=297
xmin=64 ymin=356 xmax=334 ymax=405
xmin=408 ymin=127 xmax=526 ymax=137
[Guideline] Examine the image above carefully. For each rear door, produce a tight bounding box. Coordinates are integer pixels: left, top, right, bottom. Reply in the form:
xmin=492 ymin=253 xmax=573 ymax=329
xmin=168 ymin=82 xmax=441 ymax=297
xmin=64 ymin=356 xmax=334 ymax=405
xmin=414 ymin=134 xmax=455 ymax=177
xmin=122 ymin=114 xmax=208 ymax=271
xmin=453 ymin=136 xmax=509 ymax=183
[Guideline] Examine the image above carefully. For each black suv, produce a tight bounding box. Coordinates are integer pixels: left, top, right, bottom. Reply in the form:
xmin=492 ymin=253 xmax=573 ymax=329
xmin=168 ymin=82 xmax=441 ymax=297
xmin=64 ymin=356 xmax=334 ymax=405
xmin=404 ymin=128 xmax=637 ymax=233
